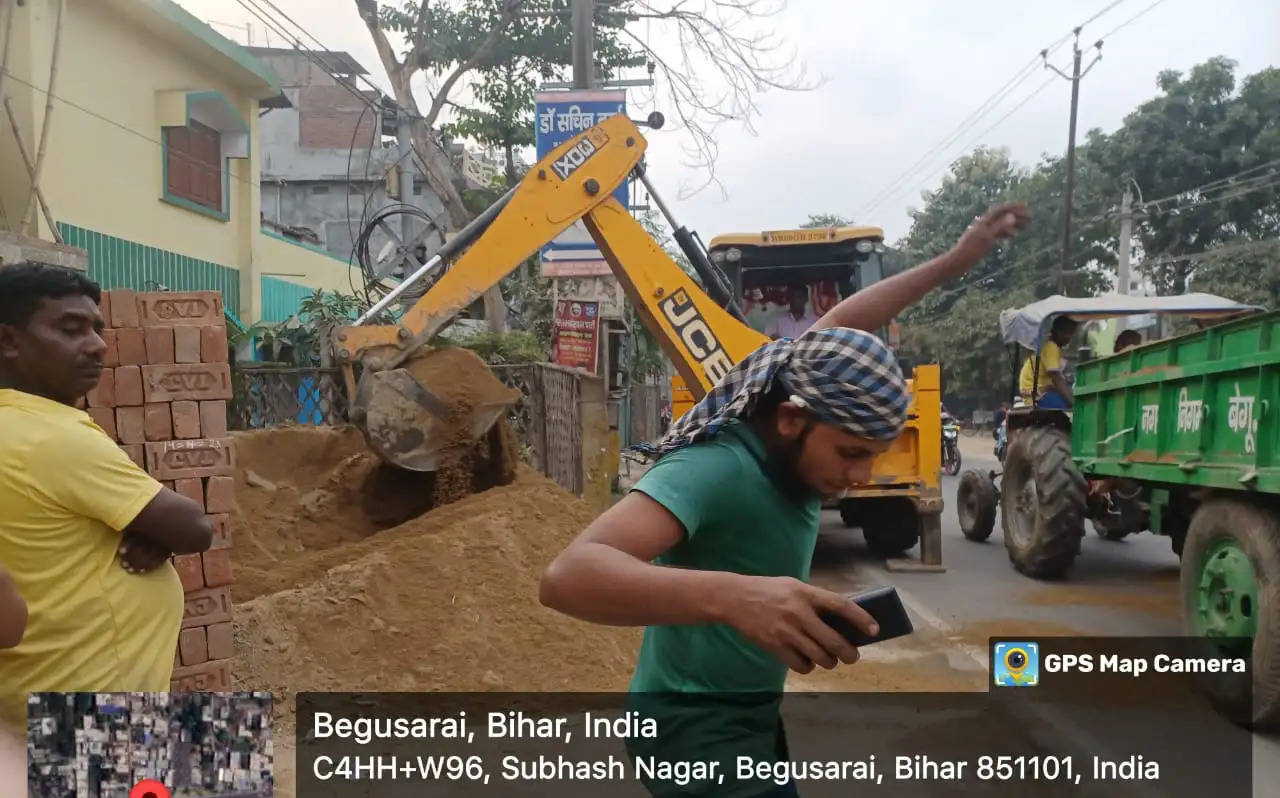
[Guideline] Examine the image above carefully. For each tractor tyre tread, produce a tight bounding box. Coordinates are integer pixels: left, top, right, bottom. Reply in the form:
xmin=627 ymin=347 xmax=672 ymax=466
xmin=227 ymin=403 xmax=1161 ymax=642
xmin=958 ymin=470 xmax=998 ymax=542
xmin=1001 ymin=427 xmax=1086 ymax=579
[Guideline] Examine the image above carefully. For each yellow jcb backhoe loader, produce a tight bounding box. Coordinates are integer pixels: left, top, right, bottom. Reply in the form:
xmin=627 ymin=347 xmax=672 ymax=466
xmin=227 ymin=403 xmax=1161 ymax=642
xmin=329 ymin=113 xmax=942 ymax=566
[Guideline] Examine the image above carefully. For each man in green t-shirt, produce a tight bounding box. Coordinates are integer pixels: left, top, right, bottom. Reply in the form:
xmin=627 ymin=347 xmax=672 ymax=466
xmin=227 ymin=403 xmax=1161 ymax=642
xmin=540 ymin=203 xmax=1032 ymax=797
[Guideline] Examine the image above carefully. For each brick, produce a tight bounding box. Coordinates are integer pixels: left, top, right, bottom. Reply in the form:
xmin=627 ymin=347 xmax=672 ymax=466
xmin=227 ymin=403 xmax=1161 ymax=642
xmin=87 ymin=407 xmax=116 ymax=441
xmin=206 ymin=621 xmax=234 ymax=661
xmin=142 ymin=363 xmax=232 ymax=402
xmin=173 ymin=326 xmax=201 ymax=364
xmin=202 ymin=548 xmax=233 ymax=588
xmin=116 ymin=406 xmax=145 ymax=444
xmin=144 ymin=327 xmax=175 ymax=365
xmin=114 ymin=366 xmax=143 ymax=406
xmin=171 ymin=400 xmax=201 ymax=439
xmin=143 ymin=403 xmax=173 ymax=441
xmin=204 ymin=475 xmax=234 ymax=514
xmin=173 ymin=554 xmax=205 ymax=591
xmin=161 ymin=481 xmax=174 ymax=491
xmin=115 ymin=327 xmax=147 ymax=366
xmin=174 ymin=478 xmax=204 ymax=506
xmin=174 ymin=650 xmax=180 ymax=672
xmin=137 ymin=291 xmax=223 ymax=328
xmin=107 ymin=289 xmax=139 ymax=328
xmin=199 ymin=401 xmax=227 ymax=438
xmin=98 ymin=292 xmax=111 ymax=328
xmin=74 ymin=395 xmax=87 ymax=410
xmin=178 ymin=627 xmax=208 ymax=666
xmin=207 ymin=514 xmax=232 ymax=550
xmin=101 ymin=329 xmax=119 ymax=367
xmin=201 ymin=325 xmax=228 ymax=363
xmin=170 ymin=659 xmax=230 ymax=692
xmin=86 ymin=368 xmax=115 ymax=408
xmin=120 ymin=444 xmax=145 ymax=469
xmin=181 ymin=585 xmax=232 ymax=629
xmin=145 ymin=438 xmax=234 ymax=480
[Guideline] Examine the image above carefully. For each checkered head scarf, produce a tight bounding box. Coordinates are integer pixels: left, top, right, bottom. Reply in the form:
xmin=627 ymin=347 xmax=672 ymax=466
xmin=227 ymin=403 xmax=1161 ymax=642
xmin=657 ymin=327 xmax=909 ymax=454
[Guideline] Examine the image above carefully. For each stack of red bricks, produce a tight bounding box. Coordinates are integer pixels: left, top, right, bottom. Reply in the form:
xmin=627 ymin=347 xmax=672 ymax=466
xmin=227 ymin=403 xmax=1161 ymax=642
xmin=84 ymin=289 xmax=236 ymax=692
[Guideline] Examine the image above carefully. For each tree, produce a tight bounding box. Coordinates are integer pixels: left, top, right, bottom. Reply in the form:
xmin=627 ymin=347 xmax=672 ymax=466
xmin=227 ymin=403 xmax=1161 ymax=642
xmin=800 ymin=213 xmax=852 ymax=228
xmin=359 ymin=0 xmax=816 ymax=219
xmin=443 ymin=5 xmax=644 ymax=187
xmin=894 ymin=145 xmax=1112 ymax=407
xmin=896 ymin=58 xmax=1280 ymax=410
xmin=1093 ymin=58 xmax=1280 ymax=295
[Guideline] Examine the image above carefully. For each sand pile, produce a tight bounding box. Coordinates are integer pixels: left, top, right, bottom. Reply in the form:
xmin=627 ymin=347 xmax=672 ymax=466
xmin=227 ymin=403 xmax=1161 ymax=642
xmin=228 ymin=352 xmax=641 ymax=724
xmin=232 ymin=465 xmax=640 ymax=720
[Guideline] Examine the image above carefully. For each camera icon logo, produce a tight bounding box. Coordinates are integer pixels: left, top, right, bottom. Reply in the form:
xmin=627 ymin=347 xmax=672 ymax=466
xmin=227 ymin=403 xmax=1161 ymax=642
xmin=993 ymin=642 xmax=1039 ymax=687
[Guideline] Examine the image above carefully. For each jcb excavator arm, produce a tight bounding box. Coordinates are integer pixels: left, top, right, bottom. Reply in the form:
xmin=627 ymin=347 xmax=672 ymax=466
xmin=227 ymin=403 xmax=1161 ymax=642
xmin=332 ymin=115 xmax=768 ymax=469
xmin=333 ymin=114 xmax=764 ymax=394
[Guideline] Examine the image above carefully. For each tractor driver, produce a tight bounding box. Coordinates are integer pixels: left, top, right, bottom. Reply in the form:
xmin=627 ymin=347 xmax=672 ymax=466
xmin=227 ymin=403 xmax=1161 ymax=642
xmin=1019 ymin=315 xmax=1077 ymax=409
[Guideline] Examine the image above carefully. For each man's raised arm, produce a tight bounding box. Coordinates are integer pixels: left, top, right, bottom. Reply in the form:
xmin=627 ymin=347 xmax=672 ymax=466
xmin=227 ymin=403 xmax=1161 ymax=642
xmin=812 ymin=202 xmax=1031 ymax=334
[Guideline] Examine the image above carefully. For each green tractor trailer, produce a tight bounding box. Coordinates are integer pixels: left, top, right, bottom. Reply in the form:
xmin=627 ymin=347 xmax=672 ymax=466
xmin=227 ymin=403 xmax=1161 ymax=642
xmin=958 ymin=295 xmax=1278 ymax=728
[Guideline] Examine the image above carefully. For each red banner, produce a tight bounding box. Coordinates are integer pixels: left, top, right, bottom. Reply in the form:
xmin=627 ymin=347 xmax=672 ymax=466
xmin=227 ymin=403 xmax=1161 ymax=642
xmin=551 ymin=299 xmax=600 ymax=372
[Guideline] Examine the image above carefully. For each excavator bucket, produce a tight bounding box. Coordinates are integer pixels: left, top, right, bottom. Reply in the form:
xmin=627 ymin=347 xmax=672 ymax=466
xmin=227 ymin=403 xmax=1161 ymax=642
xmin=349 ymin=350 xmax=522 ymax=472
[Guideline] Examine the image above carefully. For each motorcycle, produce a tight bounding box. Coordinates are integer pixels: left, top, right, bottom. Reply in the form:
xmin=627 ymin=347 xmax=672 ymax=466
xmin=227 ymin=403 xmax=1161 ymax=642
xmin=941 ymin=416 xmax=961 ymax=475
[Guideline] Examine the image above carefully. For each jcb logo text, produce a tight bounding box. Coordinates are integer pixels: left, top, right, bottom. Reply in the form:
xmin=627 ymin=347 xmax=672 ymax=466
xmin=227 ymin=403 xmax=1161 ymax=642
xmin=659 ymin=290 xmax=734 ymax=386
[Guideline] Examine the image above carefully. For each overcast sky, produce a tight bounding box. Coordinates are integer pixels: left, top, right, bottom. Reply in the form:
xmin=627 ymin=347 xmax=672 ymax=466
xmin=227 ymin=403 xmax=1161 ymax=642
xmin=180 ymin=0 xmax=1277 ymax=244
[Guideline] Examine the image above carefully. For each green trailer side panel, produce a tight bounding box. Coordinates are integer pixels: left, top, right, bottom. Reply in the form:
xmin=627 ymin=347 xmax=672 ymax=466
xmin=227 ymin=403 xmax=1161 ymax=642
xmin=1074 ymin=310 xmax=1280 ymax=493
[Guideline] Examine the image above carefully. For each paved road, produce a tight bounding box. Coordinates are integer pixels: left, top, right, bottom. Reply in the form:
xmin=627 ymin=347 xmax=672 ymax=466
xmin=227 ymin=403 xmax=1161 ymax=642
xmin=818 ymin=440 xmax=1184 ymax=639
xmin=805 ymin=435 xmax=1276 ymax=795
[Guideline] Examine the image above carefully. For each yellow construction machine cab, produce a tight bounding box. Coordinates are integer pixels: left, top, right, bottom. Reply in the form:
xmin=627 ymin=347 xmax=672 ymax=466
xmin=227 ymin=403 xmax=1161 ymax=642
xmin=667 ymin=225 xmax=895 ymax=418
xmin=674 ymin=225 xmax=943 ymax=567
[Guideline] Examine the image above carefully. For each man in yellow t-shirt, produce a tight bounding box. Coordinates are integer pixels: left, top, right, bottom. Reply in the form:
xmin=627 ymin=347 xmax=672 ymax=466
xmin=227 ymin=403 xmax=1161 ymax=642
xmin=1019 ymin=315 xmax=1077 ymax=409
xmin=0 ymin=263 xmax=212 ymax=733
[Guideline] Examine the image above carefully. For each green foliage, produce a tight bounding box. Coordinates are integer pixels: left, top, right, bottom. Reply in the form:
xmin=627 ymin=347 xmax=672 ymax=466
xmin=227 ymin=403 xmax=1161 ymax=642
xmin=442 ymin=329 xmax=548 ymax=365
xmin=426 ymin=0 xmax=644 ymax=182
xmin=800 ymin=213 xmax=853 ymax=228
xmin=1093 ymin=58 xmax=1280 ymax=295
xmin=898 ymin=58 xmax=1280 ymax=409
xmin=500 ymin=261 xmax=555 ymax=347
xmin=624 ymin=303 xmax=669 ymax=383
xmin=1187 ymin=239 xmax=1280 ymax=309
xmin=229 ymin=290 xmax=396 ymax=366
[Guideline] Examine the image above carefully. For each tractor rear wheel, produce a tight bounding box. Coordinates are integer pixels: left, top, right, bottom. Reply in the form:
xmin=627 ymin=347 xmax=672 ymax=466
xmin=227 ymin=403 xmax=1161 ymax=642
xmin=1000 ymin=427 xmax=1087 ymax=578
xmin=1181 ymin=498 xmax=1280 ymax=730
xmin=958 ymin=470 xmax=998 ymax=542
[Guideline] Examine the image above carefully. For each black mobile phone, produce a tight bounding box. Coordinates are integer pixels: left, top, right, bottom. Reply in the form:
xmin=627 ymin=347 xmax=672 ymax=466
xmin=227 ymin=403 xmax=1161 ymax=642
xmin=818 ymin=585 xmax=913 ymax=647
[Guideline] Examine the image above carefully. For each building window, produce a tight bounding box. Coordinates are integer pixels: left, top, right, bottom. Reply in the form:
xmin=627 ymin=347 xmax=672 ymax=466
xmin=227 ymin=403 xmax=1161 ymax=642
xmin=164 ymin=120 xmax=223 ymax=212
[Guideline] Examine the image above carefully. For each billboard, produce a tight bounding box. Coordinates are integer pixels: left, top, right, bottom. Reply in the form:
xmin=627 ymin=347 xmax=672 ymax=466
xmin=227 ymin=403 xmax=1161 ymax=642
xmin=535 ymin=90 xmax=628 ymax=278
xmin=551 ymin=299 xmax=601 ymax=373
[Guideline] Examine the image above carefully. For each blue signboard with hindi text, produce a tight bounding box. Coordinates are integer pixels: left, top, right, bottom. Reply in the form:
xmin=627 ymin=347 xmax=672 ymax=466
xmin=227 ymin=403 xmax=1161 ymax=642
xmin=535 ymin=90 xmax=629 ymax=277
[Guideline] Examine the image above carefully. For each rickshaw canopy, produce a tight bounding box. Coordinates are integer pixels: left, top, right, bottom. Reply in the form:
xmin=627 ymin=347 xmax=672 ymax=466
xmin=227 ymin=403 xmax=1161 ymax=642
xmin=999 ymin=293 xmax=1261 ymax=352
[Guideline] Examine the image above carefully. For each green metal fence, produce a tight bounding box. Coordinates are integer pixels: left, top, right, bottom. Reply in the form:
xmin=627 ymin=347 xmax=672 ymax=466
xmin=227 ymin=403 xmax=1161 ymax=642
xmin=260 ymin=275 xmax=315 ymax=323
xmin=57 ymin=223 xmax=241 ymax=317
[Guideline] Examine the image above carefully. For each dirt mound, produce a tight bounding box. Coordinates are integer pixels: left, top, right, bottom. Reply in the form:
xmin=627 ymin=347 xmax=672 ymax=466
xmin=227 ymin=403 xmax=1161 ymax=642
xmin=229 ymin=349 xmax=526 ymax=601
xmin=229 ymin=423 xmax=640 ymax=729
xmin=229 ymin=426 xmax=384 ymax=603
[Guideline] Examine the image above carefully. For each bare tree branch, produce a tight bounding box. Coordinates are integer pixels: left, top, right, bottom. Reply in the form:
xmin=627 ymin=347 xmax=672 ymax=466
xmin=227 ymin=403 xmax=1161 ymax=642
xmin=421 ymin=5 xmax=524 ymax=130
xmin=626 ymin=0 xmax=821 ymax=198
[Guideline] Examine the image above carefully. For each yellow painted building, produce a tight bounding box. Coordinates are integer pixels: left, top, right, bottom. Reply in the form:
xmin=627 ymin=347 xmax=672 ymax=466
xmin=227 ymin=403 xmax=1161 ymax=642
xmin=0 ymin=0 xmax=366 ymax=325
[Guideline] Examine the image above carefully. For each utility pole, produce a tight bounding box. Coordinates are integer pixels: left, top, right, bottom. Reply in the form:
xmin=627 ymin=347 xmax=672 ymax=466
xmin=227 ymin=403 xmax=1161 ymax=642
xmin=395 ymin=111 xmax=416 ymax=257
xmin=1044 ymin=30 xmax=1102 ymax=294
xmin=1116 ymin=183 xmax=1134 ymax=296
xmin=571 ymin=0 xmax=596 ymax=90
